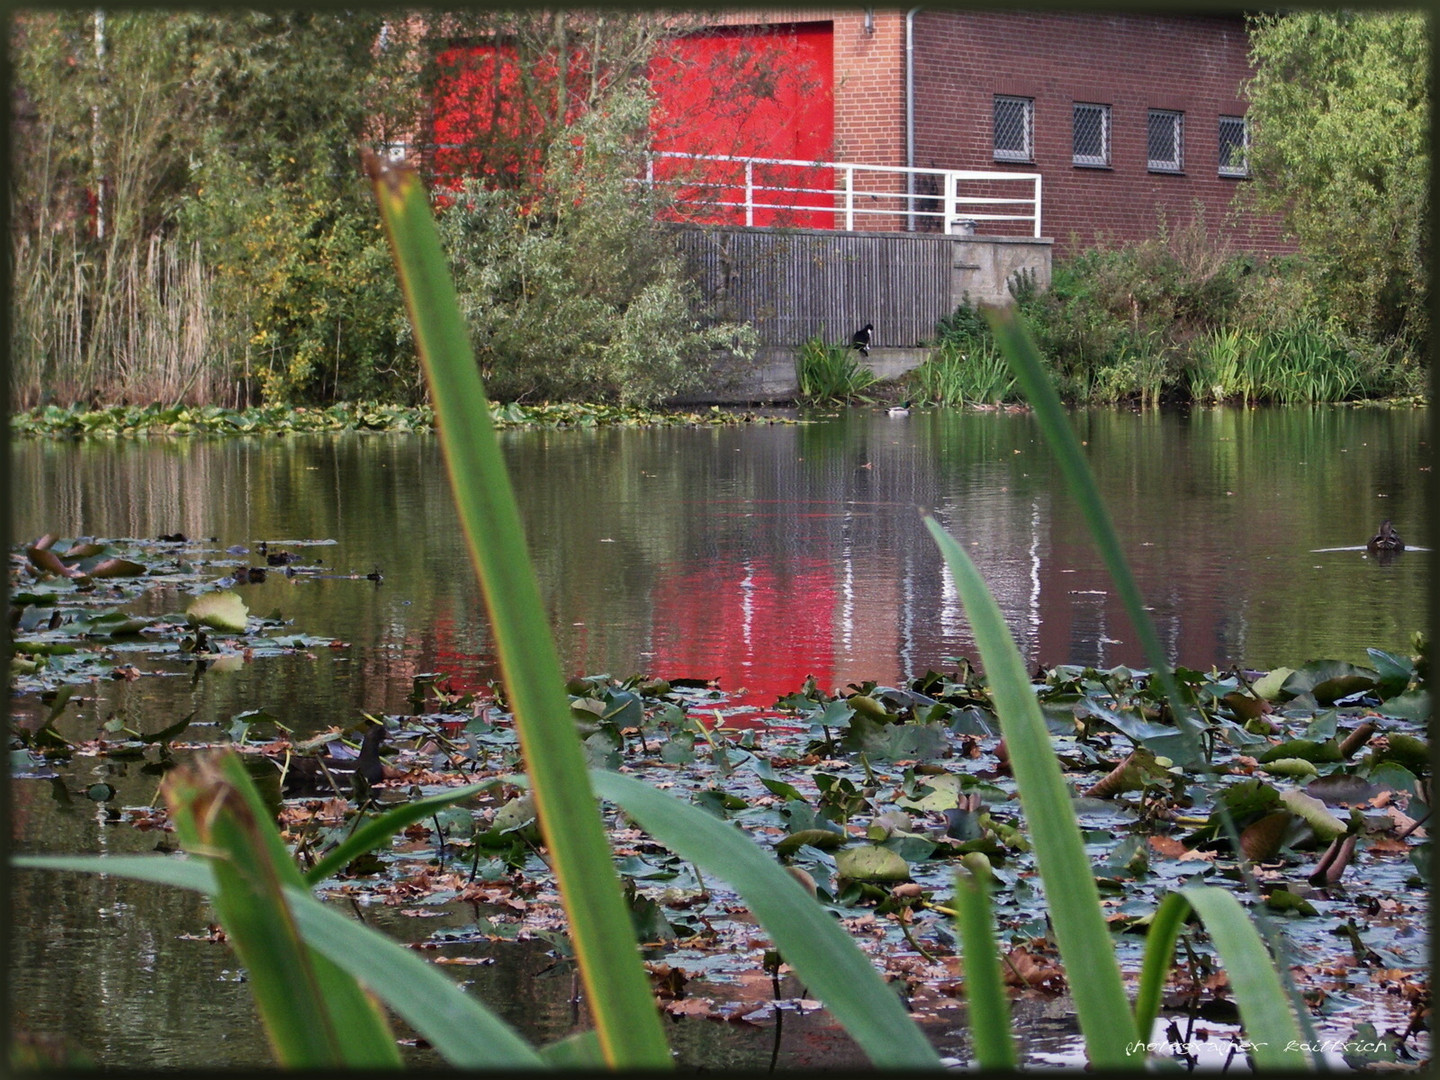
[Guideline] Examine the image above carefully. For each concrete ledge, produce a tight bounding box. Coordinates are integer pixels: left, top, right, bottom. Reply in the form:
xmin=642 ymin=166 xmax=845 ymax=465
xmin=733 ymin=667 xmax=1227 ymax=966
xmin=674 ymin=346 xmax=933 ymax=405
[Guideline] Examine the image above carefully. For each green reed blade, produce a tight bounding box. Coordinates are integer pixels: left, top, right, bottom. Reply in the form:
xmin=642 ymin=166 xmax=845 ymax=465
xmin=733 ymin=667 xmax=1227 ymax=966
xmin=165 ymin=753 xmax=401 ymax=1067
xmin=951 ymin=862 xmax=1018 ymax=1069
xmin=590 ymin=769 xmax=942 ymax=1068
xmin=281 ymin=882 xmax=547 ymax=1067
xmin=15 ymin=847 xmax=548 ymax=1068
xmin=987 ymin=306 xmax=1320 ymax=1056
xmin=1135 ymin=890 xmax=1311 ymax=1069
xmin=926 ymin=517 xmax=1134 ymax=1068
xmin=364 ymin=149 xmax=670 ymax=1068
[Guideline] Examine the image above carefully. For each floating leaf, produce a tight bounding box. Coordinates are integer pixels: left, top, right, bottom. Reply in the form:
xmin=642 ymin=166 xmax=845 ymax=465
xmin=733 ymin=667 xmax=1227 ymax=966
xmin=775 ymin=829 xmax=849 ymax=856
xmin=186 ymin=591 xmax=249 ymax=633
xmin=834 ymin=844 xmax=910 ymax=883
xmin=1261 ymin=757 xmax=1319 ymax=779
xmin=1279 ymin=789 xmax=1347 ymax=842
xmin=83 ymin=556 xmax=148 ymax=579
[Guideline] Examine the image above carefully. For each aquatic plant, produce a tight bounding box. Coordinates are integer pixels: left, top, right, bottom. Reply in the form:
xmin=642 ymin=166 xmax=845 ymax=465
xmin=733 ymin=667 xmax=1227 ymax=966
xmin=795 ymin=335 xmax=880 ymax=404
xmin=907 ymin=339 xmax=1017 ymax=406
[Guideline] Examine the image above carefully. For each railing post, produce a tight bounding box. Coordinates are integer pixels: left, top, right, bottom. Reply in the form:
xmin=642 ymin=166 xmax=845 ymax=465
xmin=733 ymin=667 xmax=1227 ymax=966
xmin=844 ymin=165 xmax=854 ymax=230
xmin=745 ymin=160 xmax=754 ymax=228
xmin=1033 ymin=174 xmax=1042 ymax=238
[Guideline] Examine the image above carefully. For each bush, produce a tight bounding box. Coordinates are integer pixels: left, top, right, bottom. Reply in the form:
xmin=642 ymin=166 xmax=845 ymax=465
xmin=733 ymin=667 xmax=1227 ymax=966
xmin=433 ymin=99 xmax=753 ymax=406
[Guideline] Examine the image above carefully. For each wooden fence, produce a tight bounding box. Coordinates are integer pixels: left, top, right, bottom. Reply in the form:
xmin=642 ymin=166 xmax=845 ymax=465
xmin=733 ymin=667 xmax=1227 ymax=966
xmin=672 ymin=225 xmax=956 ymax=349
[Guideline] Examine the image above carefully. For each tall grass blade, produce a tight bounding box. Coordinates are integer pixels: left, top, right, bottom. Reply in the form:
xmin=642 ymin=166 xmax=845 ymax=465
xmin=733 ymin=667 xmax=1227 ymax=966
xmin=983 ymin=306 xmax=1319 ymax=1060
xmin=303 ymin=779 xmax=500 ymax=885
xmin=1136 ymin=890 xmax=1310 ymax=1069
xmin=986 ymin=309 xmax=1183 ymax=709
xmin=17 ymin=844 xmax=550 ymax=1068
xmin=363 ymin=149 xmax=670 ymax=1067
xmin=589 ymin=769 xmax=942 ymax=1068
xmin=165 ymin=753 xmax=401 ymax=1067
xmin=951 ymin=862 xmax=1018 ymax=1069
xmin=924 ymin=518 xmax=1133 ymax=1067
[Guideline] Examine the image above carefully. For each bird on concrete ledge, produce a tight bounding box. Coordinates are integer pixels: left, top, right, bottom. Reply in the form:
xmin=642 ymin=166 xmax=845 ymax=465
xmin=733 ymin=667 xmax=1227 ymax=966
xmin=851 ymin=323 xmax=873 ymax=356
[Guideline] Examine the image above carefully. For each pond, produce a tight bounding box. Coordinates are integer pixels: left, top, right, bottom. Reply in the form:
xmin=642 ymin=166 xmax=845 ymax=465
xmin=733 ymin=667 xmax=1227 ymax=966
xmin=8 ymin=404 xmax=1430 ymax=1068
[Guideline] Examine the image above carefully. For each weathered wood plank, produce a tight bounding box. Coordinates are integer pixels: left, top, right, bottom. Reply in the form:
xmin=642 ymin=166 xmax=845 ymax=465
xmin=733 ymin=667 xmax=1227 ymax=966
xmin=673 ymin=225 xmax=953 ymax=349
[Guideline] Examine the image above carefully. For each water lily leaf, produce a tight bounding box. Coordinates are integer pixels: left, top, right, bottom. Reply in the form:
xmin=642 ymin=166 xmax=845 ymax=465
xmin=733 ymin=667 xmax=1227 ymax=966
xmin=80 ymin=556 xmax=148 ymax=579
xmin=834 ymin=844 xmax=910 ymax=883
xmin=897 ymin=772 xmax=969 ymax=812
xmin=1282 ymin=661 xmax=1377 ymax=704
xmin=26 ymin=546 xmax=83 ymax=578
xmin=1366 ymin=649 xmax=1415 ymax=699
xmin=1278 ymin=789 xmax=1347 ymax=841
xmin=1239 ymin=810 xmax=1292 ymax=861
xmin=1251 ymin=667 xmax=1295 ymax=700
xmin=1374 ymin=689 xmax=1430 ymax=723
xmin=67 ymin=611 xmax=153 ymax=638
xmin=186 ymin=591 xmax=249 ymax=633
xmin=1257 ymin=738 xmax=1342 ymax=764
xmin=1264 ymin=888 xmax=1318 ymax=916
xmin=1261 ymin=757 xmax=1319 ymax=779
xmin=775 ymin=829 xmax=849 ymax=856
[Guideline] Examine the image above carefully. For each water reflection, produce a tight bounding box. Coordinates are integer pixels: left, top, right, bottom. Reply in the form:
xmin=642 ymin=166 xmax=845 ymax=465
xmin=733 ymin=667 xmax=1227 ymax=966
xmin=10 ymin=406 xmax=1429 ymax=725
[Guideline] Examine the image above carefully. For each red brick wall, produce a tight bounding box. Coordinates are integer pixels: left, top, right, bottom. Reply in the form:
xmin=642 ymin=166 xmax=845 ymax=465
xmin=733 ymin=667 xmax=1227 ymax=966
xmin=906 ymin=11 xmax=1291 ymax=256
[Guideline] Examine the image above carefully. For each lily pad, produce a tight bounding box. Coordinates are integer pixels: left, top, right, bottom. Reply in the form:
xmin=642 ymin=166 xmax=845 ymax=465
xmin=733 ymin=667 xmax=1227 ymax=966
xmin=185 ymin=591 xmax=250 ymax=633
xmin=834 ymin=843 xmax=911 ymax=883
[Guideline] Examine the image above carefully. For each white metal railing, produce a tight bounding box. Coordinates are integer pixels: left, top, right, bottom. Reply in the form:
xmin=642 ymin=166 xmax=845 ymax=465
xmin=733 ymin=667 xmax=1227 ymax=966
xmin=645 ymin=151 xmax=1042 ymax=238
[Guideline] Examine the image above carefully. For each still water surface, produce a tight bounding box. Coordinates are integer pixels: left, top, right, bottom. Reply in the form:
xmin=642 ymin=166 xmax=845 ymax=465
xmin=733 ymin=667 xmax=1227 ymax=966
xmin=11 ymin=405 xmax=1430 ymax=720
xmin=8 ymin=404 xmax=1430 ymax=1066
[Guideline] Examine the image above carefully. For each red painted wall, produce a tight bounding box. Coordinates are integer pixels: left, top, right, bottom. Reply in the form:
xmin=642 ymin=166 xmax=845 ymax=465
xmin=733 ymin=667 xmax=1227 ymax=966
xmin=649 ymin=22 xmax=836 ymax=228
xmin=429 ymin=25 xmax=836 ymax=226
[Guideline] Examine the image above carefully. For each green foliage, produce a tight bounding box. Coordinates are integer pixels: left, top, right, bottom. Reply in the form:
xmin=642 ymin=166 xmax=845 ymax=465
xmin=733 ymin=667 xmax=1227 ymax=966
xmin=1245 ymin=11 xmax=1429 ymax=358
xmin=937 ymin=199 xmax=1423 ymax=407
xmin=10 ymin=11 xmax=421 ymax=408
xmin=432 ymin=94 xmax=752 ymax=406
xmin=795 ymin=336 xmax=879 ymax=404
xmin=908 ymin=340 xmax=1017 ymax=406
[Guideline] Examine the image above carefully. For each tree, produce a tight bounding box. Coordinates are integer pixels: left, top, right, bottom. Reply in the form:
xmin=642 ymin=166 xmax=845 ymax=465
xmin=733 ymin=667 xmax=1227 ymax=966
xmin=1244 ymin=11 xmax=1429 ymax=358
xmin=416 ymin=10 xmax=761 ymax=404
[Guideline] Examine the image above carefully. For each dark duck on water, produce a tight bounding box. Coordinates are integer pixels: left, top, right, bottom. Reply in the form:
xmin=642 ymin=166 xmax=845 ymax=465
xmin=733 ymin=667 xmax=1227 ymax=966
xmin=1367 ymin=520 xmax=1404 ymax=553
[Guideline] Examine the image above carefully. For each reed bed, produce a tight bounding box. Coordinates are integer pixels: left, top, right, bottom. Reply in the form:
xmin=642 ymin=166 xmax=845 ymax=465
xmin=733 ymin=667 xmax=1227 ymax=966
xmin=11 ymin=230 xmax=233 ymax=408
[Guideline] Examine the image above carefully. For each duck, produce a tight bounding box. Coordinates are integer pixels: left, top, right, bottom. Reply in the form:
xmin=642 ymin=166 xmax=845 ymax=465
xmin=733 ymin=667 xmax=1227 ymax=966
xmin=888 ymin=400 xmax=911 ymax=417
xmin=1366 ymin=519 xmax=1404 ymax=553
xmin=851 ymin=323 xmax=873 ymax=356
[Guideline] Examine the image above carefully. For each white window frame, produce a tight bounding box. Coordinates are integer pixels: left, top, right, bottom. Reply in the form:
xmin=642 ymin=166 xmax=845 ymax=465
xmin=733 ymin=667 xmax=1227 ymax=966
xmin=993 ymin=95 xmax=1034 ymax=163
xmin=1072 ymin=102 xmax=1110 ymax=168
xmin=1218 ymin=115 xmax=1249 ymax=177
xmin=1148 ymin=109 xmax=1184 ymax=173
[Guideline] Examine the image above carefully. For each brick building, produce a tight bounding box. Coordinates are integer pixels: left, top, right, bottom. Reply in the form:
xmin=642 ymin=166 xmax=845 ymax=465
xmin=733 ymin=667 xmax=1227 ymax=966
xmin=653 ymin=9 xmax=1289 ymax=256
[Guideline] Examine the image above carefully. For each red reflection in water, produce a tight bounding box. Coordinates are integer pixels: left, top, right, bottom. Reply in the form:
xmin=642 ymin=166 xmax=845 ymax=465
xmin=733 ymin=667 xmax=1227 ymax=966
xmin=649 ymin=558 xmax=836 ymax=711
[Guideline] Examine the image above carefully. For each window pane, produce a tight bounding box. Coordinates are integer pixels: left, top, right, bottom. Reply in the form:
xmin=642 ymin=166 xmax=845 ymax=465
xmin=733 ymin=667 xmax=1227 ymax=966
xmin=1148 ymin=110 xmax=1183 ymax=171
xmin=994 ymin=96 xmax=1032 ymax=161
xmin=1073 ymin=104 xmax=1109 ymax=166
xmin=1219 ymin=115 xmax=1248 ymax=176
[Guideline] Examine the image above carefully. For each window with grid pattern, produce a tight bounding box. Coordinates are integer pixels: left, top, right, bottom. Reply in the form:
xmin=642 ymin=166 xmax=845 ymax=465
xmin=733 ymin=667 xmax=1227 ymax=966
xmin=1072 ymin=103 xmax=1110 ymax=167
xmin=1148 ymin=109 xmax=1184 ymax=172
xmin=994 ymin=95 xmax=1033 ymax=162
xmin=1218 ymin=115 xmax=1249 ymax=177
